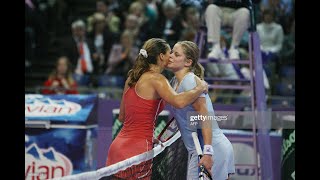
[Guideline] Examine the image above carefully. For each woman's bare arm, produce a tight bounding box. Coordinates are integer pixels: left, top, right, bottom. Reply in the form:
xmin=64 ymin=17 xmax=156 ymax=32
xmin=118 ymin=77 xmax=130 ymax=123
xmin=192 ymin=98 xmax=212 ymax=145
xmin=192 ymin=97 xmax=213 ymax=175
xmin=151 ymin=74 xmax=207 ymax=108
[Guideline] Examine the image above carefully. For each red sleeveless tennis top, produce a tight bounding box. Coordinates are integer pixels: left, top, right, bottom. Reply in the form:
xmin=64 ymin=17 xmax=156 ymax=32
xmin=117 ymin=86 xmax=165 ymax=139
xmin=106 ymin=85 xmax=165 ymax=167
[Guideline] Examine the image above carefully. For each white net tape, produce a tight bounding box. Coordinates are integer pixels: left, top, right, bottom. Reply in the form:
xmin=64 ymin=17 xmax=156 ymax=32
xmin=53 ymin=131 xmax=181 ymax=180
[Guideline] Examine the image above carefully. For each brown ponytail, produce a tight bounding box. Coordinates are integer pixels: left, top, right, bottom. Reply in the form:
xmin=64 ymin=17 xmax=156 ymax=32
xmin=127 ymin=38 xmax=170 ymax=87
xmin=127 ymin=55 xmax=150 ymax=87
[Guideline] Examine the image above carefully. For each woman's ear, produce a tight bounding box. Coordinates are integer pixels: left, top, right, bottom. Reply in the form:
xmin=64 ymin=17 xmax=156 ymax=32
xmin=185 ymin=59 xmax=193 ymax=67
xmin=159 ymin=53 xmax=165 ymax=61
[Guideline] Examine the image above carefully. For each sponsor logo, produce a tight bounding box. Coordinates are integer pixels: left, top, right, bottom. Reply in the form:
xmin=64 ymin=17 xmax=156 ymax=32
xmin=25 ymin=95 xmax=81 ymax=117
xmin=25 ymin=143 xmax=73 ymax=179
xmin=282 ymin=130 xmax=295 ymax=156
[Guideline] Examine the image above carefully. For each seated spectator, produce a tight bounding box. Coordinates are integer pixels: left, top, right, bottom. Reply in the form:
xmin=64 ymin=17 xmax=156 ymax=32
xmin=128 ymin=1 xmax=154 ymax=46
xmin=123 ymin=14 xmax=140 ymax=46
xmin=88 ymin=13 xmax=116 ymax=74
xmin=180 ymin=6 xmax=200 ymax=41
xmin=205 ymin=0 xmax=260 ymax=60
xmin=137 ymin=0 xmax=158 ymax=25
xmin=204 ymin=0 xmax=260 ymax=79
xmin=106 ymin=30 xmax=139 ymax=76
xmin=42 ymin=56 xmax=78 ymax=94
xmin=257 ymin=9 xmax=284 ymax=57
xmin=87 ymin=0 xmax=120 ymax=34
xmin=62 ymin=20 xmax=95 ymax=75
xmin=257 ymin=9 xmax=284 ymax=78
xmin=155 ymin=0 xmax=183 ymax=47
xmin=260 ymin=0 xmax=294 ymax=32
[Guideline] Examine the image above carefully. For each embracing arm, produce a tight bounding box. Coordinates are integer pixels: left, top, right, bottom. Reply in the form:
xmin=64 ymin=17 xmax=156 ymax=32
xmin=152 ymin=74 xmax=207 ymax=109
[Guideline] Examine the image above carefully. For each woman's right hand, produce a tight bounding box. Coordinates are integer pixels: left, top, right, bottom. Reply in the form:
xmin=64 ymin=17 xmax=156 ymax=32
xmin=195 ymin=76 xmax=208 ymax=94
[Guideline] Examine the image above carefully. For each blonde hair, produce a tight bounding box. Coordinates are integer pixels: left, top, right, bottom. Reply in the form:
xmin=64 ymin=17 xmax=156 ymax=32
xmin=121 ymin=30 xmax=134 ymax=44
xmin=129 ymin=1 xmax=144 ymax=14
xmin=176 ymin=41 xmax=204 ymax=79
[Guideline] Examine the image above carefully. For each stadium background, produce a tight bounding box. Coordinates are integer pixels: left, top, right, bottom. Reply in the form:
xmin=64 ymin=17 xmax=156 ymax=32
xmin=25 ymin=0 xmax=295 ymax=179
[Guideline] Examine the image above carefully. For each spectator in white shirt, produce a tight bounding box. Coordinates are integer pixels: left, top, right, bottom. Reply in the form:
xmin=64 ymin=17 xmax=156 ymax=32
xmin=257 ymin=9 xmax=284 ymax=55
xmin=257 ymin=9 xmax=284 ymax=86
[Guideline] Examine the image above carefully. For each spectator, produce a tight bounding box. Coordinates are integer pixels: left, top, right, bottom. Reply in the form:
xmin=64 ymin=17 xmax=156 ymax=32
xmin=88 ymin=13 xmax=116 ymax=74
xmin=180 ymin=6 xmax=201 ymax=41
xmin=62 ymin=20 xmax=95 ymax=75
xmin=106 ymin=30 xmax=139 ymax=76
xmin=123 ymin=14 xmax=140 ymax=46
xmin=138 ymin=0 xmax=158 ymax=24
xmin=257 ymin=9 xmax=284 ymax=77
xmin=205 ymin=0 xmax=261 ymax=60
xmin=204 ymin=0 xmax=260 ymax=79
xmin=42 ymin=56 xmax=78 ymax=94
xmin=129 ymin=1 xmax=154 ymax=46
xmin=87 ymin=0 xmax=120 ymax=34
xmin=129 ymin=1 xmax=148 ymax=31
xmin=260 ymin=0 xmax=294 ymax=30
xmin=155 ymin=0 xmax=183 ymax=47
xmin=257 ymin=9 xmax=284 ymax=57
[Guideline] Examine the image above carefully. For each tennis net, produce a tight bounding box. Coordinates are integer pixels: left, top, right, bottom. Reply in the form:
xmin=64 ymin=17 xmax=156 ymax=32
xmin=55 ymin=131 xmax=188 ymax=180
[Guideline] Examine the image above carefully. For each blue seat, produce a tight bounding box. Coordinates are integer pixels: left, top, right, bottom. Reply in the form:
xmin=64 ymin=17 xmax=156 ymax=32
xmin=214 ymin=96 xmax=224 ymax=103
xmin=232 ymin=96 xmax=250 ymax=105
xmin=280 ymin=66 xmax=295 ymax=78
xmin=98 ymin=75 xmax=125 ymax=87
xmin=73 ymin=74 xmax=90 ymax=86
xmin=275 ymin=81 xmax=295 ymax=96
xmin=271 ymin=98 xmax=295 ymax=107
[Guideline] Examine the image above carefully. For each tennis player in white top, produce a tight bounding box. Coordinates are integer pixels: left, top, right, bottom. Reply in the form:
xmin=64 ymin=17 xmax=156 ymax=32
xmin=167 ymin=41 xmax=235 ymax=180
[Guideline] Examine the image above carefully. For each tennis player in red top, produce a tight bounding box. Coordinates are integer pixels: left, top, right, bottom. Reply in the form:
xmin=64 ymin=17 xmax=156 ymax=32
xmin=106 ymin=38 xmax=208 ymax=179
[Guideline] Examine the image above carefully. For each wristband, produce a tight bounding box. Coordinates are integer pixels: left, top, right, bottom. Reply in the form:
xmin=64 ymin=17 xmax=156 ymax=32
xmin=203 ymin=145 xmax=214 ymax=155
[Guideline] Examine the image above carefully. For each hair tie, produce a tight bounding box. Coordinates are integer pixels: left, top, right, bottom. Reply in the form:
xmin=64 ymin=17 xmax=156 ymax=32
xmin=139 ymin=49 xmax=148 ymax=58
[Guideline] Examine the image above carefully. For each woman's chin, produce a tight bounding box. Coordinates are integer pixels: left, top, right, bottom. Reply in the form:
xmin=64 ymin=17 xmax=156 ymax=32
xmin=166 ymin=67 xmax=178 ymax=73
xmin=165 ymin=64 xmax=173 ymax=70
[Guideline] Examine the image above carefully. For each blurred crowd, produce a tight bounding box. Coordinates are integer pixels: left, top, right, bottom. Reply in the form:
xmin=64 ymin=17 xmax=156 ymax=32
xmin=25 ymin=0 xmax=294 ymax=101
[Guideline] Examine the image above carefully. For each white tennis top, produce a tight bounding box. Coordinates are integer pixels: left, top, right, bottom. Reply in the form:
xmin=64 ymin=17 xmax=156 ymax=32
xmin=170 ymin=72 xmax=225 ymax=152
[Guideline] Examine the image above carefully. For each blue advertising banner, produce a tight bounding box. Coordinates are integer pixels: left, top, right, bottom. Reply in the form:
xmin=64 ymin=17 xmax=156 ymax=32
xmin=25 ymin=128 xmax=97 ymax=179
xmin=25 ymin=94 xmax=98 ymax=179
xmin=25 ymin=94 xmax=97 ymax=122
